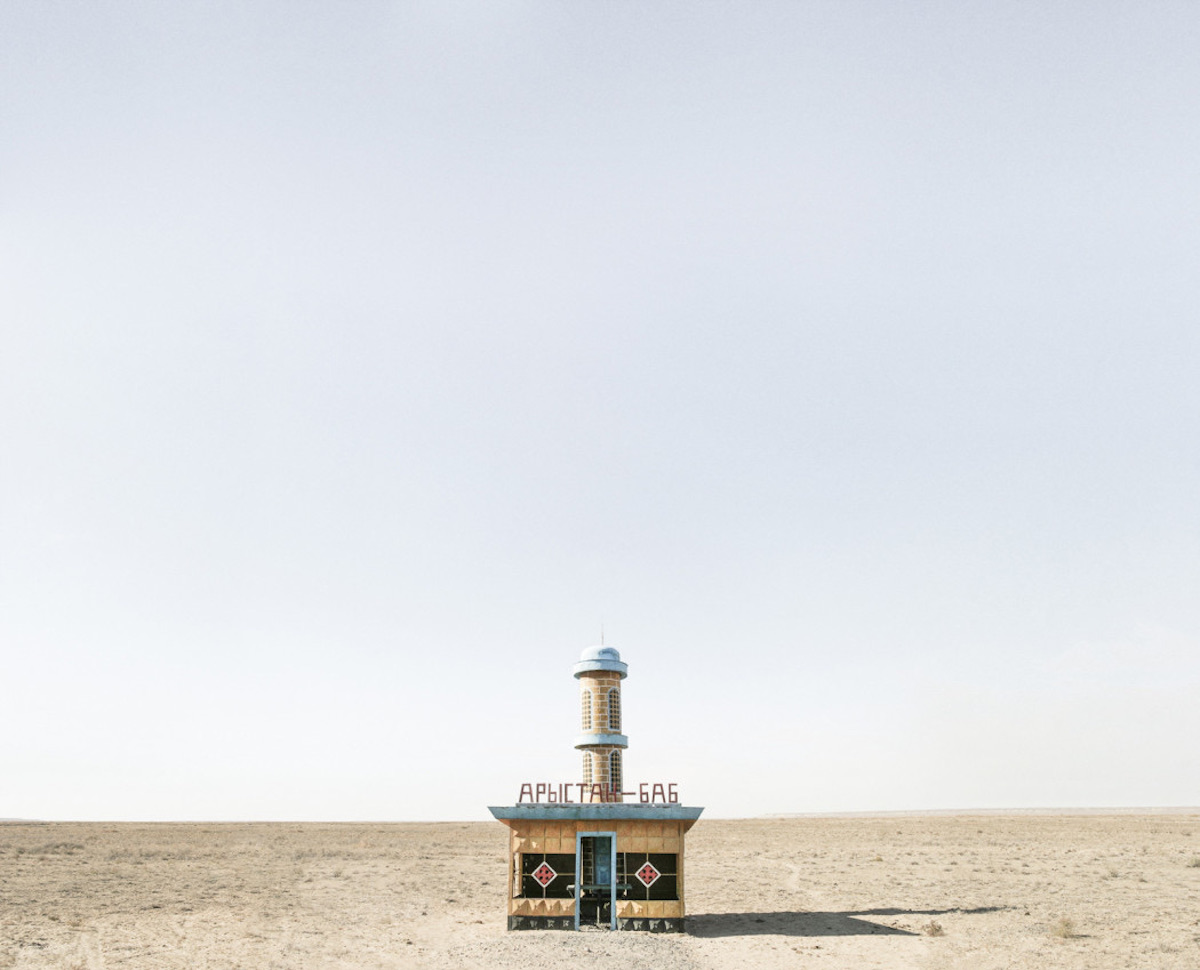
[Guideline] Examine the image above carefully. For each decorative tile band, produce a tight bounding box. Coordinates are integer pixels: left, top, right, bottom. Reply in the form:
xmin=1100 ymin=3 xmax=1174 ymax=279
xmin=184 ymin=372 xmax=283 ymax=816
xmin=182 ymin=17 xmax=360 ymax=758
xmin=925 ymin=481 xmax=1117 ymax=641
xmin=507 ymin=916 xmax=575 ymax=931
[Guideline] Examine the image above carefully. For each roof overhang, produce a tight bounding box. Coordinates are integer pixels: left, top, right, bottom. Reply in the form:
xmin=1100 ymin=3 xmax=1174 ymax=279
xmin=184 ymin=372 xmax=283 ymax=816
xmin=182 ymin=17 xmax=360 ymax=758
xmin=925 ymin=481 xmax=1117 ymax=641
xmin=489 ymin=804 xmax=703 ymax=825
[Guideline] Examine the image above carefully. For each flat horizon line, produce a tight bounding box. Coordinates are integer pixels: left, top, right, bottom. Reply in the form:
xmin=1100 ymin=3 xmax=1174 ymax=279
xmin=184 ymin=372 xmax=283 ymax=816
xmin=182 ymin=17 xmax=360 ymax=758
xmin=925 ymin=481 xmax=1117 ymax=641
xmin=5 ymin=806 xmax=1200 ymax=824
xmin=761 ymin=806 xmax=1200 ymax=819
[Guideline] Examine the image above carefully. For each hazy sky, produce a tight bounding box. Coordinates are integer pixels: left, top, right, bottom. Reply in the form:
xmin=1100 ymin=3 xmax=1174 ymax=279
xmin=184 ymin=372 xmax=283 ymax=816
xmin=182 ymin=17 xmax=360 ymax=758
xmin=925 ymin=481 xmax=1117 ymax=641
xmin=3 ymin=1 xmax=1198 ymax=821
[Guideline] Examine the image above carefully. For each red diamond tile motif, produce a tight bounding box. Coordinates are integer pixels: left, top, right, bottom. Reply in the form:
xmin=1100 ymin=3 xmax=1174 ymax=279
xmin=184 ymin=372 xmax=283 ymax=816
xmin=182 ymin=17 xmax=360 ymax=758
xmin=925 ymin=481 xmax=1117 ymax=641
xmin=531 ymin=861 xmax=557 ymax=888
xmin=635 ymin=861 xmax=660 ymax=888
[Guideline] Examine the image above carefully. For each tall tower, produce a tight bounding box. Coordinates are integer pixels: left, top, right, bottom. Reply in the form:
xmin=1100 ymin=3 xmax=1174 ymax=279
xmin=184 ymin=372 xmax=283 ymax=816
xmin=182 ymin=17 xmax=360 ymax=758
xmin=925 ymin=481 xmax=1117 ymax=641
xmin=490 ymin=641 xmax=703 ymax=932
xmin=573 ymin=645 xmax=628 ymax=801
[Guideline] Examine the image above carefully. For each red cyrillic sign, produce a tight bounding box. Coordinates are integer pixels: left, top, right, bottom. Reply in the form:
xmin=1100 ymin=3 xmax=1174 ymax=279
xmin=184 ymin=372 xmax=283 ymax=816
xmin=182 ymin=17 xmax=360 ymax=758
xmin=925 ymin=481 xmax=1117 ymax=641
xmin=516 ymin=782 xmax=679 ymax=804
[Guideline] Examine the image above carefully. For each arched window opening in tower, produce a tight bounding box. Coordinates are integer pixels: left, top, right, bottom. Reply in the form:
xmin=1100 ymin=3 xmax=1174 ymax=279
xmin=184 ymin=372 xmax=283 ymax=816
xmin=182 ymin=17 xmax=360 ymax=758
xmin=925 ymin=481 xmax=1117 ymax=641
xmin=609 ymin=750 xmax=622 ymax=792
xmin=581 ymin=690 xmax=592 ymax=731
xmin=608 ymin=688 xmax=620 ymax=732
xmin=582 ymin=751 xmax=593 ymax=785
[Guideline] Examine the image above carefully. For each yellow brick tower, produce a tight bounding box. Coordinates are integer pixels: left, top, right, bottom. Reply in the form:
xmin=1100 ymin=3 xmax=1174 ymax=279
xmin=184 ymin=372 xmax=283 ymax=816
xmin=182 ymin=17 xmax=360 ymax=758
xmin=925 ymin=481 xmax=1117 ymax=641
xmin=489 ymin=642 xmax=703 ymax=932
xmin=574 ymin=646 xmax=628 ymax=801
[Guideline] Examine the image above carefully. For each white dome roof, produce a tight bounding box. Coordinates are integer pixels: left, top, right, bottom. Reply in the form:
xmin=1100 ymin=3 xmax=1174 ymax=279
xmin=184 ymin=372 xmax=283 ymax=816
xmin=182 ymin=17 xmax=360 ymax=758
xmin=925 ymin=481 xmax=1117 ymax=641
xmin=572 ymin=644 xmax=628 ymax=678
xmin=579 ymin=645 xmax=622 ymax=663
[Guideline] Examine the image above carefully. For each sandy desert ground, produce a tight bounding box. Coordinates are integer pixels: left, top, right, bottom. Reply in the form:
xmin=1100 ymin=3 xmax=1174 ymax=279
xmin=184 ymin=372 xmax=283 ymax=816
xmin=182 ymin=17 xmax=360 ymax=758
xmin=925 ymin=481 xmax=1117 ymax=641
xmin=3 ymin=813 xmax=1199 ymax=969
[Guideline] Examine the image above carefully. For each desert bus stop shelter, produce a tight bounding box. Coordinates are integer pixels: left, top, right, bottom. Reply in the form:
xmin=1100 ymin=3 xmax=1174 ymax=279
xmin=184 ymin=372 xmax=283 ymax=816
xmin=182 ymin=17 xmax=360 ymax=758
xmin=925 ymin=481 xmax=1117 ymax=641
xmin=489 ymin=802 xmax=702 ymax=931
xmin=488 ymin=645 xmax=703 ymax=932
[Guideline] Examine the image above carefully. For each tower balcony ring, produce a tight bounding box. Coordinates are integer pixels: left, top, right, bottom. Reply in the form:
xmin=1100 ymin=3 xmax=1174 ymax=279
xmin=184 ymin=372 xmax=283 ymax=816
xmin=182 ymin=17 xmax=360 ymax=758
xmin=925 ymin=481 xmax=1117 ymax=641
xmin=572 ymin=659 xmax=628 ymax=678
xmin=573 ymin=733 xmax=629 ymax=749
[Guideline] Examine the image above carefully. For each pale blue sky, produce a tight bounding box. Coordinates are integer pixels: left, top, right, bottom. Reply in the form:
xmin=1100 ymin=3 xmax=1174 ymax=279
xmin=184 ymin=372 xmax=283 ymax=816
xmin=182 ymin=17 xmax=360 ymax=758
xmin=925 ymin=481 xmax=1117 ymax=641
xmin=2 ymin=1 xmax=1198 ymax=820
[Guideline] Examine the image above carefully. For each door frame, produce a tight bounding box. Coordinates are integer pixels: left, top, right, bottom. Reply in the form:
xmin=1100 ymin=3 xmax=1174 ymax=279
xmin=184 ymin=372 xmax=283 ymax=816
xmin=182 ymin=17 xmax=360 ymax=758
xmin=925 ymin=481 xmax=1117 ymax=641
xmin=574 ymin=830 xmax=618 ymax=930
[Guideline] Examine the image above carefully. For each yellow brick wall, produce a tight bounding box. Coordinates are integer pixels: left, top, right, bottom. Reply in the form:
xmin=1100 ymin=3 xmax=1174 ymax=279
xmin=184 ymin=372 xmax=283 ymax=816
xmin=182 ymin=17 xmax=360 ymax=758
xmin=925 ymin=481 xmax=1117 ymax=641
xmin=508 ymin=820 xmax=687 ymax=850
xmin=510 ymin=897 xmax=576 ymax=917
xmin=615 ymin=900 xmax=684 ymax=919
xmin=508 ymin=819 xmax=688 ymax=916
xmin=579 ymin=671 xmax=622 ymax=733
xmin=580 ymin=747 xmax=624 ymax=800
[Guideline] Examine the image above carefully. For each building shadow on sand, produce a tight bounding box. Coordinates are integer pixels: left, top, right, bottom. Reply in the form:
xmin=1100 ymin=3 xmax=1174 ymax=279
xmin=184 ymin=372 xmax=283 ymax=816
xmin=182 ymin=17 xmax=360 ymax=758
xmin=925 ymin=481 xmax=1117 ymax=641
xmin=687 ymin=906 xmax=1008 ymax=938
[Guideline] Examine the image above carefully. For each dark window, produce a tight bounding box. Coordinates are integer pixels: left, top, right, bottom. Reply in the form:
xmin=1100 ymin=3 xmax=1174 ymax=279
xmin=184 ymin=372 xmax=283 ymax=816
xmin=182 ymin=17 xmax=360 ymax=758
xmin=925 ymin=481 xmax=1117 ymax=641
xmin=608 ymin=688 xmax=620 ymax=731
xmin=610 ymin=750 xmax=622 ymax=791
xmin=646 ymin=874 xmax=678 ymax=900
xmin=581 ymin=690 xmax=592 ymax=731
xmin=618 ymin=852 xmax=679 ymax=901
xmin=520 ymin=852 xmax=576 ymax=898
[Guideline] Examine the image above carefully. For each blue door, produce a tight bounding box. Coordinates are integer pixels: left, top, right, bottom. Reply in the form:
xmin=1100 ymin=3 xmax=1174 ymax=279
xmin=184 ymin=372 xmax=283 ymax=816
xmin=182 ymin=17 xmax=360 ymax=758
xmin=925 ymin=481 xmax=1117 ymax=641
xmin=593 ymin=836 xmax=612 ymax=885
xmin=575 ymin=832 xmax=617 ymax=929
